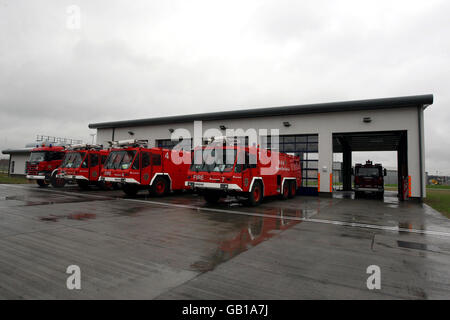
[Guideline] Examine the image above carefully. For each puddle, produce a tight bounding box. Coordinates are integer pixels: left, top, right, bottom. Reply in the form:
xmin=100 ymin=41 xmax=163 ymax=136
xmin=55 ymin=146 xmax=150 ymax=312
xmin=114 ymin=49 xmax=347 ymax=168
xmin=190 ymin=208 xmax=304 ymax=272
xmin=397 ymin=240 xmax=428 ymax=251
xmin=40 ymin=216 xmax=59 ymax=222
xmin=40 ymin=213 xmax=97 ymax=222
xmin=68 ymin=213 xmax=96 ymax=220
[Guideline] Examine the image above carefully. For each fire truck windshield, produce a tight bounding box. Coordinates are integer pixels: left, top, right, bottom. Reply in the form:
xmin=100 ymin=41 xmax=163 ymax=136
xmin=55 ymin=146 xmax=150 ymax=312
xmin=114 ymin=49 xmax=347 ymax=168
xmin=60 ymin=152 xmax=86 ymax=168
xmin=356 ymin=167 xmax=380 ymax=177
xmin=104 ymin=150 xmax=136 ymax=170
xmin=190 ymin=149 xmax=236 ymax=172
xmin=30 ymin=152 xmax=47 ymax=162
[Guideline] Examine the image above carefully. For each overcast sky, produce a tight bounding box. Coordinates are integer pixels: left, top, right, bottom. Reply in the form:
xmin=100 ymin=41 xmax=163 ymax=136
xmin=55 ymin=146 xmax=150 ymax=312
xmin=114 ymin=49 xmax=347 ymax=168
xmin=0 ymin=0 xmax=449 ymax=174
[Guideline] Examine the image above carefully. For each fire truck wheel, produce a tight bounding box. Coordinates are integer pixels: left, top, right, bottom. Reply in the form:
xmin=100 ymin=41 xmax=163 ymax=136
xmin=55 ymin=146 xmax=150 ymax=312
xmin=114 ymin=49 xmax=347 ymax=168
xmin=288 ymin=181 xmax=296 ymax=199
xmin=280 ymin=181 xmax=289 ymax=200
xmin=99 ymin=181 xmax=113 ymax=190
xmin=248 ymin=181 xmax=263 ymax=206
xmin=123 ymin=184 xmax=139 ymax=196
xmin=113 ymin=183 xmax=122 ymax=190
xmin=77 ymin=180 xmax=90 ymax=190
xmin=204 ymin=191 xmax=220 ymax=204
xmin=152 ymin=177 xmax=169 ymax=197
xmin=36 ymin=180 xmax=49 ymax=187
xmin=50 ymin=172 xmax=66 ymax=188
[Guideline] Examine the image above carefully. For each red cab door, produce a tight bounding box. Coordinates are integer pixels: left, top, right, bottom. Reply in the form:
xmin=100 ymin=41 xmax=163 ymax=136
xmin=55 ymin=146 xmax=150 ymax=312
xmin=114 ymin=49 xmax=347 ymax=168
xmin=140 ymin=151 xmax=152 ymax=185
xmin=89 ymin=153 xmax=100 ymax=181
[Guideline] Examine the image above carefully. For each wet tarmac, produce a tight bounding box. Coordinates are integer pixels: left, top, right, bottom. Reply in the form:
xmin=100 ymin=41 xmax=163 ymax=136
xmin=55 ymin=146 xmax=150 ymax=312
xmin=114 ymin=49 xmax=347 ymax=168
xmin=0 ymin=184 xmax=449 ymax=299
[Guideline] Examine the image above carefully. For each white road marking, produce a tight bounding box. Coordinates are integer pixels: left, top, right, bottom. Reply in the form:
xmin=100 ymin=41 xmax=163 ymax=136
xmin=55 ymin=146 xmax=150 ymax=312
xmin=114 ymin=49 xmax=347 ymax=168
xmin=3 ymin=184 xmax=450 ymax=238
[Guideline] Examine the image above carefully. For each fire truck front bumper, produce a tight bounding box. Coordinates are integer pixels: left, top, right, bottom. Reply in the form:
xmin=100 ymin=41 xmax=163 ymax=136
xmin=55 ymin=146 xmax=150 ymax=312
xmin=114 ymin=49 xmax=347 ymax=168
xmin=185 ymin=181 xmax=242 ymax=191
xmin=100 ymin=176 xmax=140 ymax=184
xmin=26 ymin=175 xmax=46 ymax=180
xmin=57 ymin=173 xmax=89 ymax=181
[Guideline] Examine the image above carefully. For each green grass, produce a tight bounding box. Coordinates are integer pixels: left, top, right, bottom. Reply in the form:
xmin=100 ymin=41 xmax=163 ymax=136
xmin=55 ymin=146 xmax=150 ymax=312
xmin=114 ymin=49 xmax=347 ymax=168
xmin=0 ymin=173 xmax=31 ymax=184
xmin=426 ymin=184 xmax=450 ymax=190
xmin=424 ymin=189 xmax=450 ymax=218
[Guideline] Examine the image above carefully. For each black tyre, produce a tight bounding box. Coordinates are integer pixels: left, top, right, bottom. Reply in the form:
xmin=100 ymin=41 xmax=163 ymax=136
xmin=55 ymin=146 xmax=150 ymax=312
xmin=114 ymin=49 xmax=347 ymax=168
xmin=98 ymin=180 xmax=114 ymax=191
xmin=50 ymin=171 xmax=66 ymax=188
xmin=77 ymin=180 xmax=90 ymax=190
xmin=288 ymin=180 xmax=296 ymax=199
xmin=204 ymin=191 xmax=220 ymax=204
xmin=36 ymin=179 xmax=49 ymax=187
xmin=122 ymin=184 xmax=139 ymax=197
xmin=151 ymin=176 xmax=169 ymax=197
xmin=248 ymin=181 xmax=263 ymax=206
xmin=280 ymin=181 xmax=289 ymax=200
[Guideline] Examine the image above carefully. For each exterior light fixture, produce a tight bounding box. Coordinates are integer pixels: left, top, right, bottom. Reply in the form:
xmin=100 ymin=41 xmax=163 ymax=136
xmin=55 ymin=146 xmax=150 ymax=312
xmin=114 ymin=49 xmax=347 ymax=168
xmin=168 ymin=128 xmax=175 ymax=133
xmin=128 ymin=131 xmax=135 ymax=136
xmin=363 ymin=117 xmax=372 ymax=123
xmin=283 ymin=121 xmax=291 ymax=127
xmin=220 ymin=125 xmax=227 ymax=131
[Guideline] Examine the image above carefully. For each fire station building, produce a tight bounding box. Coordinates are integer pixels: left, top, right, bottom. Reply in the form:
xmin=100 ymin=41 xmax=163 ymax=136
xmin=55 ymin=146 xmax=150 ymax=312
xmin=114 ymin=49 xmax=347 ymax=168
xmin=89 ymin=94 xmax=433 ymax=201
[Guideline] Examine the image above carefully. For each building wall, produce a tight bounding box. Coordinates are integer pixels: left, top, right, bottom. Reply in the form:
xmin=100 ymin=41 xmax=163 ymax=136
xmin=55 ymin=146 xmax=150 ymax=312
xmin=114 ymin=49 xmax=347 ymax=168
xmin=9 ymin=154 xmax=29 ymax=175
xmin=96 ymin=106 xmax=424 ymax=198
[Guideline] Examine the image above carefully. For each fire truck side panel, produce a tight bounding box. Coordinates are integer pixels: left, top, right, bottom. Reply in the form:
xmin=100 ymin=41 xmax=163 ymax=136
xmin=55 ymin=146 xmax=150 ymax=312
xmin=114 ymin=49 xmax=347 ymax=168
xmin=101 ymin=147 xmax=190 ymax=192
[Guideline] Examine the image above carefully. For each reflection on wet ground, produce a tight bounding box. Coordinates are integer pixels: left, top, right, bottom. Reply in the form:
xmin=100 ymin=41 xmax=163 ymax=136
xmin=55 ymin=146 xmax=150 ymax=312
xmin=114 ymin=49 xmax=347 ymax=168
xmin=40 ymin=213 xmax=97 ymax=222
xmin=2 ymin=193 xmax=115 ymax=207
xmin=1 ymin=184 xmax=450 ymax=299
xmin=397 ymin=240 xmax=428 ymax=251
xmin=191 ymin=207 xmax=305 ymax=272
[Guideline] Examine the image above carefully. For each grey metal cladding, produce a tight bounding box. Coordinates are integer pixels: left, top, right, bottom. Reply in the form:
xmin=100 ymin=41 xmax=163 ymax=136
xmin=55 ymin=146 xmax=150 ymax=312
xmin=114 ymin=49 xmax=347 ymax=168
xmin=88 ymin=94 xmax=433 ymax=129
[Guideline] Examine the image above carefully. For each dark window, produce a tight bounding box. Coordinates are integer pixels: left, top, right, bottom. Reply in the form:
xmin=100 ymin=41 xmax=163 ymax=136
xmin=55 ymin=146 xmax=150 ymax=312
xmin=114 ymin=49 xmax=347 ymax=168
xmin=142 ymin=152 xmax=150 ymax=168
xmin=151 ymin=154 xmax=161 ymax=166
xmin=48 ymin=152 xmax=65 ymax=161
xmin=132 ymin=153 xmax=140 ymax=170
xmin=90 ymin=154 xmax=99 ymax=167
xmin=104 ymin=150 xmax=136 ymax=170
xmin=81 ymin=153 xmax=88 ymax=168
xmin=265 ymin=134 xmax=319 ymax=188
xmin=156 ymin=138 xmax=192 ymax=150
xmin=101 ymin=155 xmax=107 ymax=164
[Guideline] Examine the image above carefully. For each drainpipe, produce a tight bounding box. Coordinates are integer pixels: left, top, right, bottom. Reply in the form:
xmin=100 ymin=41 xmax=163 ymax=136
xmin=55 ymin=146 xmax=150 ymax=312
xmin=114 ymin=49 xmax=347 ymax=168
xmin=418 ymin=105 xmax=424 ymax=202
xmin=112 ymin=128 xmax=115 ymax=141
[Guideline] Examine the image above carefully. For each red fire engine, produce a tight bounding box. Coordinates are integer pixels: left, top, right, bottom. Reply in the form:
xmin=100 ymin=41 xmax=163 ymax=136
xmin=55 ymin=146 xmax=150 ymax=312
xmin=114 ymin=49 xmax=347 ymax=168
xmin=185 ymin=138 xmax=301 ymax=206
xmin=354 ymin=160 xmax=387 ymax=199
xmin=26 ymin=143 xmax=66 ymax=187
xmin=56 ymin=144 xmax=112 ymax=190
xmin=99 ymin=139 xmax=191 ymax=196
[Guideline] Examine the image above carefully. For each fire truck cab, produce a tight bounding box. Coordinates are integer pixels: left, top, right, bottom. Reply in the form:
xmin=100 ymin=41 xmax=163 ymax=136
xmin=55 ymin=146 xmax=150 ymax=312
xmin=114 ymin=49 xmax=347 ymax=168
xmin=354 ymin=160 xmax=387 ymax=199
xmin=56 ymin=144 xmax=111 ymax=190
xmin=100 ymin=139 xmax=190 ymax=197
xmin=26 ymin=143 xmax=66 ymax=187
xmin=185 ymin=138 xmax=301 ymax=206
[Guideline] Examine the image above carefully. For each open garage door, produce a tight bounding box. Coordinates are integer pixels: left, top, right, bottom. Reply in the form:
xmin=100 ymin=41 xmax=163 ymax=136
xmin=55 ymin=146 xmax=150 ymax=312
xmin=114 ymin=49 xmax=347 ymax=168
xmin=333 ymin=131 xmax=408 ymax=200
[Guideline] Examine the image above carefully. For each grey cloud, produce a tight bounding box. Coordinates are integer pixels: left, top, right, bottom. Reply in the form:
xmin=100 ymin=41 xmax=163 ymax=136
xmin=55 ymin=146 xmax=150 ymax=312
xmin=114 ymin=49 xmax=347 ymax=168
xmin=0 ymin=0 xmax=449 ymax=174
